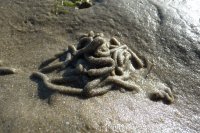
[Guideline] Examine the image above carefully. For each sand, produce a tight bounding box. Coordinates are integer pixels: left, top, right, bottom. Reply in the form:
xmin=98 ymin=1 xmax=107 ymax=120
xmin=0 ymin=0 xmax=199 ymax=132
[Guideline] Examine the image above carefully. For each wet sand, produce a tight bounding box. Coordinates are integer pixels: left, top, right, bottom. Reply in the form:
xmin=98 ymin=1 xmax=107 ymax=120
xmin=0 ymin=0 xmax=199 ymax=132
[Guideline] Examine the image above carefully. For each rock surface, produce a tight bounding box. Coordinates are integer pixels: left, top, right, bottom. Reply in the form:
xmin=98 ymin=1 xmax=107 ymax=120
xmin=0 ymin=0 xmax=199 ymax=132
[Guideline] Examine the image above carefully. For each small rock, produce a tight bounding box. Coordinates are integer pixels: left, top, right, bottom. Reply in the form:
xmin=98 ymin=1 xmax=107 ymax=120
xmin=77 ymin=1 xmax=92 ymax=9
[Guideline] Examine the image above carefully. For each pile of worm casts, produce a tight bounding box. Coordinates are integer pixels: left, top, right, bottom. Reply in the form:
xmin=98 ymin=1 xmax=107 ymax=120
xmin=32 ymin=31 xmax=174 ymax=104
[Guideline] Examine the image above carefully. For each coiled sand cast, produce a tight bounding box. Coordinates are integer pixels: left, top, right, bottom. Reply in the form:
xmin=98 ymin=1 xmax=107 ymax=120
xmin=32 ymin=31 xmax=174 ymax=104
xmin=0 ymin=60 xmax=17 ymax=75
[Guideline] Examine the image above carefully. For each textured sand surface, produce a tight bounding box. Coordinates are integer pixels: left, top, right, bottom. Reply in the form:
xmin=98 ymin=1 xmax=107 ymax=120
xmin=0 ymin=0 xmax=199 ymax=132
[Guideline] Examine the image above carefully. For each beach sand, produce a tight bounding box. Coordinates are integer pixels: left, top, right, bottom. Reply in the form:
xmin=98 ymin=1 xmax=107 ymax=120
xmin=0 ymin=0 xmax=199 ymax=132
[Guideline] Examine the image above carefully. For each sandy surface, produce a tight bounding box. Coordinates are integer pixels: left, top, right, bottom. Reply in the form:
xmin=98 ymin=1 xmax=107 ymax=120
xmin=0 ymin=0 xmax=200 ymax=132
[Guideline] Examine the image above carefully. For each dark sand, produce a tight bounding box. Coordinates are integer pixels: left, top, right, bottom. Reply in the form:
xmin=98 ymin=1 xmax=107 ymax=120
xmin=0 ymin=0 xmax=199 ymax=132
